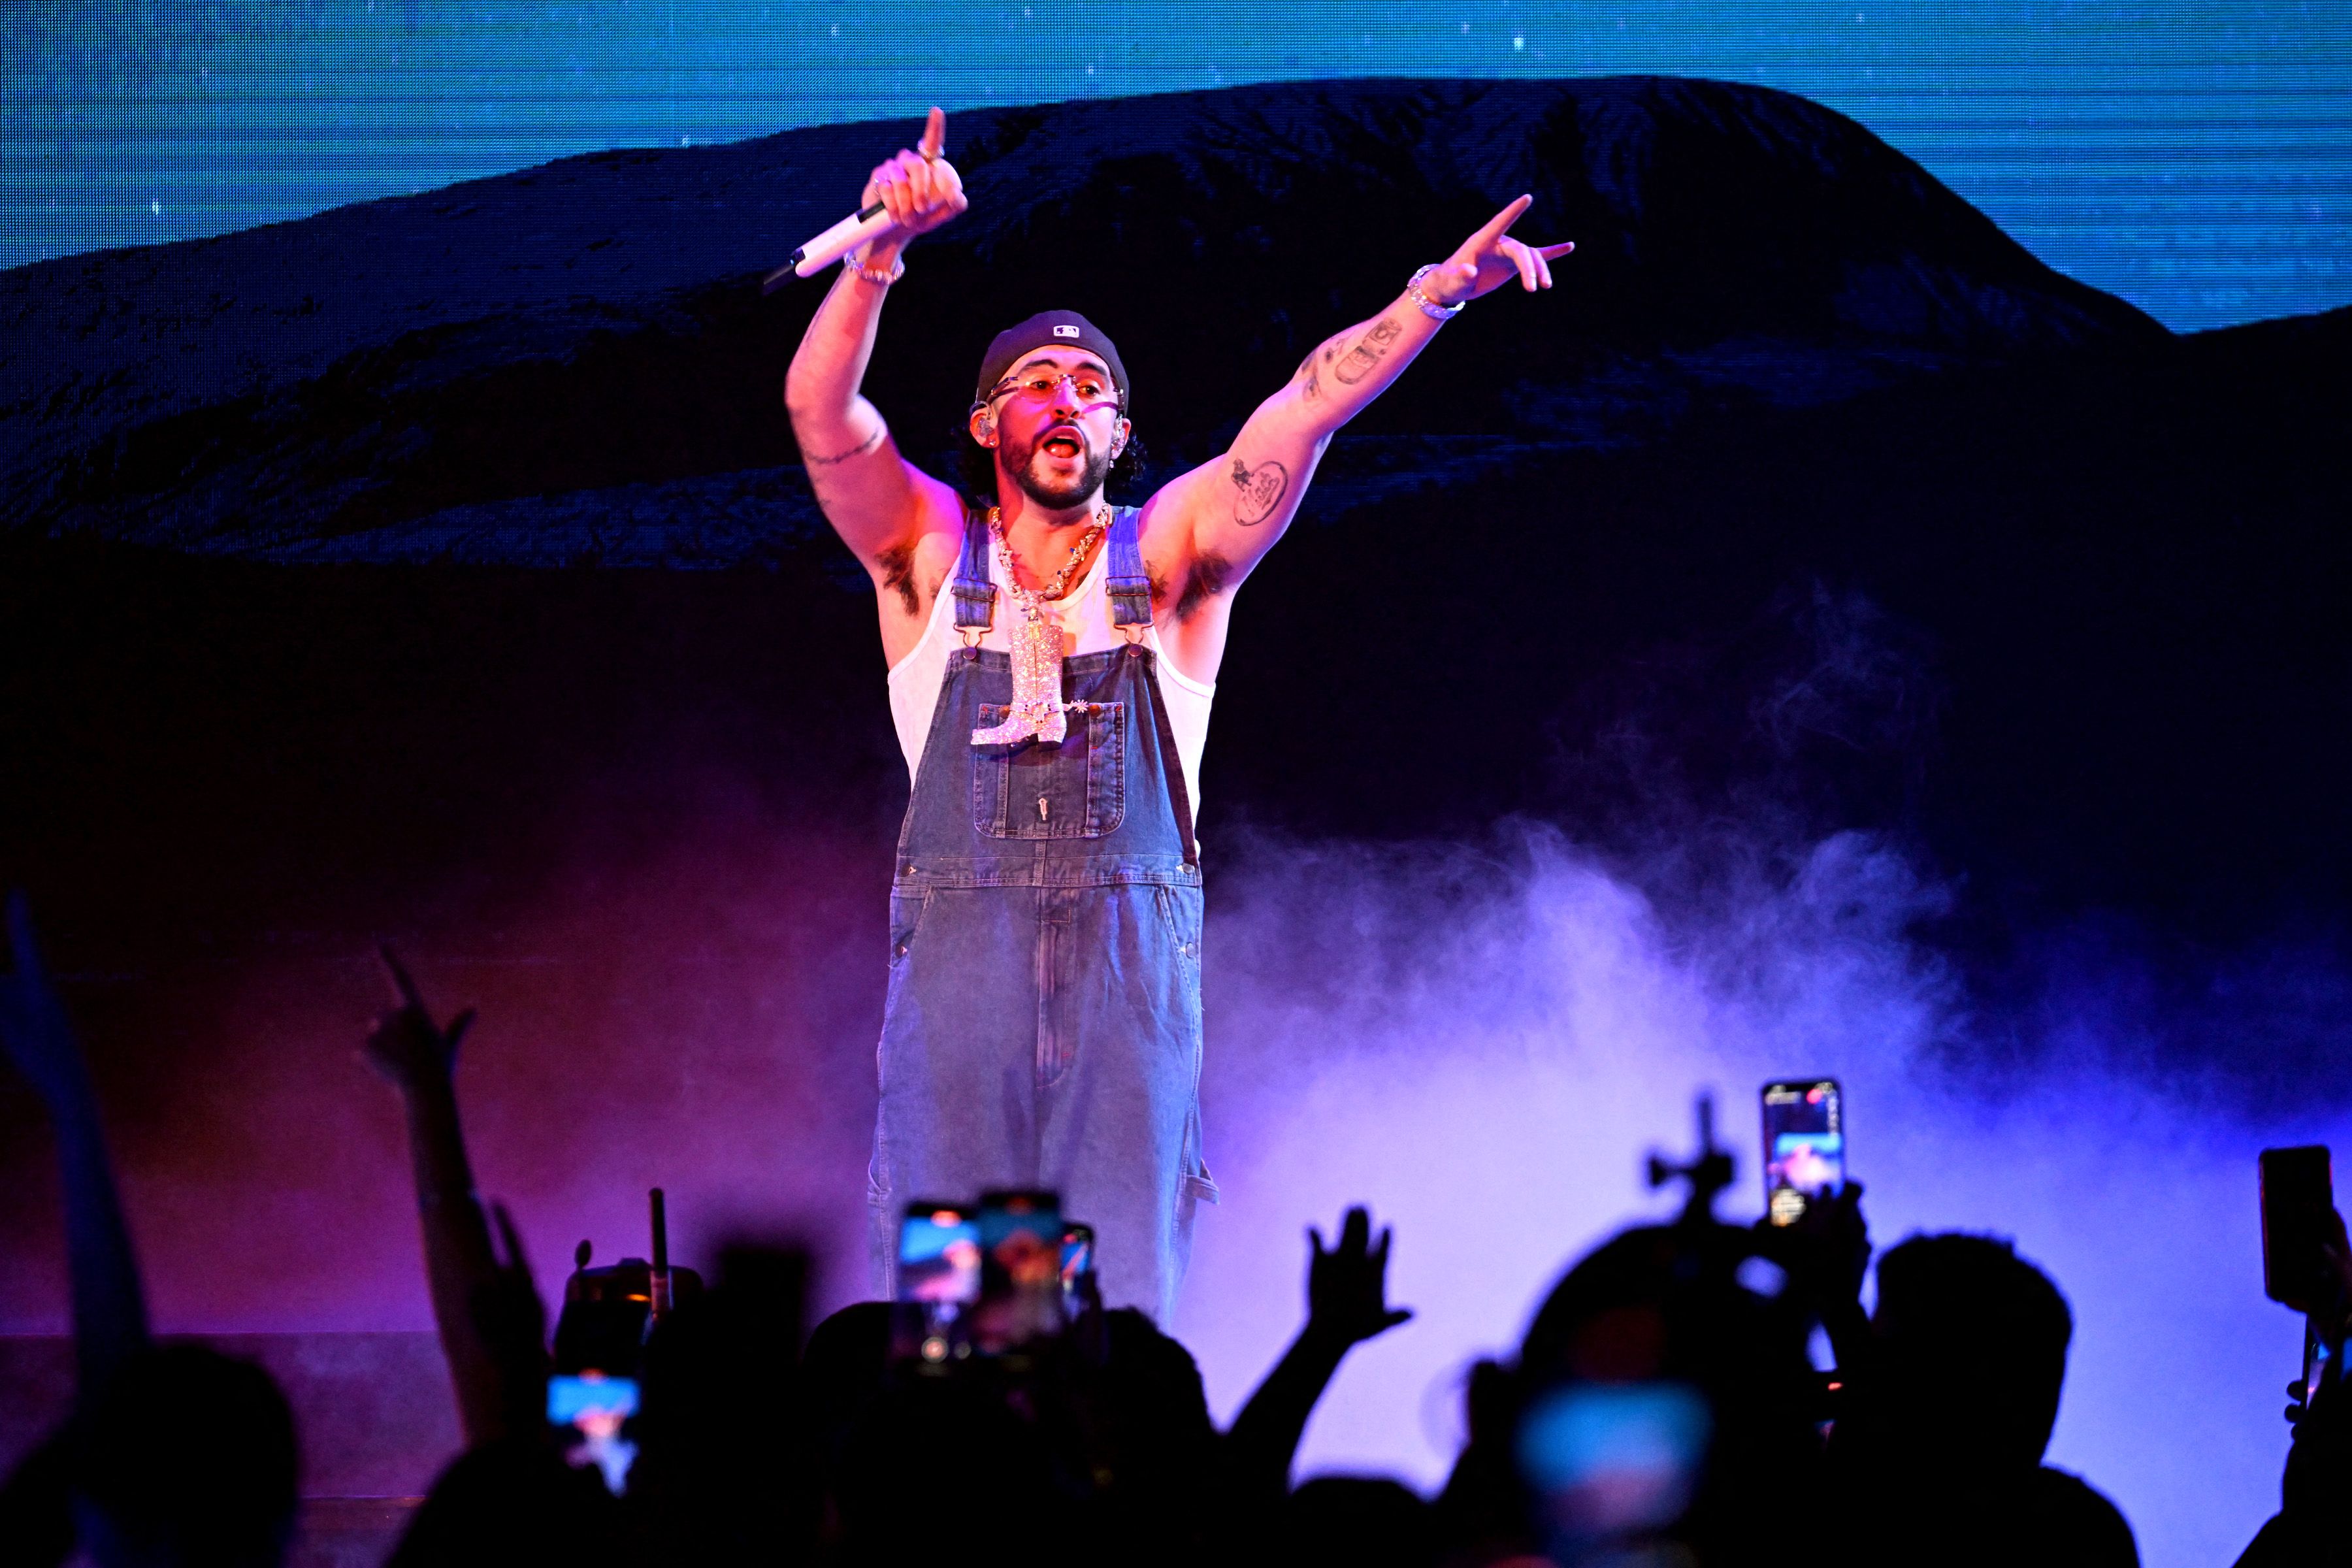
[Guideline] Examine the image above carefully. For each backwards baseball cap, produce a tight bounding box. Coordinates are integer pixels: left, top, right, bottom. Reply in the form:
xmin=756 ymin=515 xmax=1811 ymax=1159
xmin=973 ymin=311 xmax=1130 ymax=414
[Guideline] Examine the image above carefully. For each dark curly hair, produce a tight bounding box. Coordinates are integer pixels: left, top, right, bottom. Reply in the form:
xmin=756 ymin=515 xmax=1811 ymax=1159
xmin=955 ymin=419 xmax=1149 ymax=507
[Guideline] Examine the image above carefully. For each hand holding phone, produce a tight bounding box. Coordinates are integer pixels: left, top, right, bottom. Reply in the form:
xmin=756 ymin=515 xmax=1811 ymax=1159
xmin=2260 ymin=1146 xmax=2347 ymax=1411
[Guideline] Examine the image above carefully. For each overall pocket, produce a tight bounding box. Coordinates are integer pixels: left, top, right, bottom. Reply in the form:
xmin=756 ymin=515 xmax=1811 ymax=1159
xmin=972 ymin=702 xmax=1127 ymax=839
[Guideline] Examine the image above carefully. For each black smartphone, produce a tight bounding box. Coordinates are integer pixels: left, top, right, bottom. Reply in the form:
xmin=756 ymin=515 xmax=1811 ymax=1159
xmin=895 ymin=1201 xmax=982 ymax=1364
xmin=1761 ymin=1078 xmax=1844 ymax=1227
xmin=2261 ymin=1146 xmax=2334 ymax=1312
xmin=975 ymin=1188 xmax=1065 ymax=1351
xmin=1060 ymin=1221 xmax=1096 ymax=1316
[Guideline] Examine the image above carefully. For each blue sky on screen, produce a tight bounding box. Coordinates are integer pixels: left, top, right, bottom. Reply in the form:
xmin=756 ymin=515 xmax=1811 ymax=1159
xmin=5 ymin=0 xmax=2346 ymax=328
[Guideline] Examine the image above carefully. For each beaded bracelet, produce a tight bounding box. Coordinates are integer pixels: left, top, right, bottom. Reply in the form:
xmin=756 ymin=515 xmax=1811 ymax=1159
xmin=844 ymin=252 xmax=906 ymax=286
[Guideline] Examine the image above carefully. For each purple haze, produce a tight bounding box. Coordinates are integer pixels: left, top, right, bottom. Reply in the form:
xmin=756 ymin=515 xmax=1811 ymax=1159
xmin=0 ymin=804 xmax=2334 ymax=1568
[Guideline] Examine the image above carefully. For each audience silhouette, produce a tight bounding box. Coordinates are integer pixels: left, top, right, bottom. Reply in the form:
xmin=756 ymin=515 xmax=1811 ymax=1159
xmin=3 ymin=890 xmax=2346 ymax=1565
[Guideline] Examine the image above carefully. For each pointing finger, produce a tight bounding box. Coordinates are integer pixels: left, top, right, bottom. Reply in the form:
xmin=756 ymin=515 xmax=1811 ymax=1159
xmin=1537 ymin=240 xmax=1576 ymax=260
xmin=918 ymin=105 xmax=947 ymax=162
xmin=1469 ymin=194 xmax=1535 ymax=252
xmin=379 ymin=943 xmax=426 ymax=1013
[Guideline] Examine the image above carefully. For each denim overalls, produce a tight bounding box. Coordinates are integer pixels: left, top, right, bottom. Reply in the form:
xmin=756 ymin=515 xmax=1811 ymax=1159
xmin=869 ymin=504 xmax=1216 ymax=1323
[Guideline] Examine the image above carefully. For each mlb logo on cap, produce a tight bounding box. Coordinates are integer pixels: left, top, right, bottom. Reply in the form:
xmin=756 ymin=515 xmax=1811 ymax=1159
xmin=1053 ymin=324 xmax=1081 ymax=338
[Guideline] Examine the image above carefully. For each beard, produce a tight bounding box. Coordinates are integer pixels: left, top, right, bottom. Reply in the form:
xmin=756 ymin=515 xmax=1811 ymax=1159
xmin=1003 ymin=427 xmax=1113 ymax=510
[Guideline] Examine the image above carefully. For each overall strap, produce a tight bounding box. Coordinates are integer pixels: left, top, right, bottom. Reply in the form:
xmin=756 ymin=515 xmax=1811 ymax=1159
xmin=950 ymin=506 xmax=996 ymax=632
xmin=1105 ymin=505 xmax=1152 ymax=629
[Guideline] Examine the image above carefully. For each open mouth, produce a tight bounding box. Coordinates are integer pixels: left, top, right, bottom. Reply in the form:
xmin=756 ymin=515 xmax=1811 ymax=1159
xmin=1039 ymin=427 xmax=1085 ymax=461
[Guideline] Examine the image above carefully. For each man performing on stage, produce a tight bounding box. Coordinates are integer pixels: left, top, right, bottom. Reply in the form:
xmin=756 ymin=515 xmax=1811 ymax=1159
xmin=785 ymin=108 xmax=1572 ymax=1321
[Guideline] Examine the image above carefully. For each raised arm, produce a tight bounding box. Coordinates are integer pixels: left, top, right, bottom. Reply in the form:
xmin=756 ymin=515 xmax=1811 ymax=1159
xmin=1143 ymin=197 xmax=1571 ymax=672
xmin=0 ymin=893 xmax=151 ymax=1399
xmin=367 ymin=948 xmax=521 ymax=1445
xmin=783 ymin=107 xmax=971 ymax=656
xmin=1224 ymin=1207 xmax=1413 ymax=1501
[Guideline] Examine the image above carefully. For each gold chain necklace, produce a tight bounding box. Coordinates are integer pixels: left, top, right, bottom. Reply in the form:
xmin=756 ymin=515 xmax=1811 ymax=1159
xmin=970 ymin=505 xmax=1112 ymax=751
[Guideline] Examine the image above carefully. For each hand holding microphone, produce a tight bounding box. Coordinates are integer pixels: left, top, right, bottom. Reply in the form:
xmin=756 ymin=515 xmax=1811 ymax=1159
xmin=764 ymin=106 xmax=966 ymax=293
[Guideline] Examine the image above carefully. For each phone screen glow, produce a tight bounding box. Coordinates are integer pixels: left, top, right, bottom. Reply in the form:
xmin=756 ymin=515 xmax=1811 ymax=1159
xmin=1762 ymin=1079 xmax=1844 ymax=1225
xmin=899 ymin=1209 xmax=983 ymax=1304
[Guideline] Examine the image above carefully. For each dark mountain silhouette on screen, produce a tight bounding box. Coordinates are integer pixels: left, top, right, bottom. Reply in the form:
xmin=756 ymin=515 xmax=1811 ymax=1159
xmin=1 ymin=75 xmax=2157 ymax=559
xmin=0 ymin=75 xmax=2345 ymax=1005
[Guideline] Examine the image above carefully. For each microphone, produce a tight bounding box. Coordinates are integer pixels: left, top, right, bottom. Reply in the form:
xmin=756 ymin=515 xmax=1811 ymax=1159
xmin=761 ymin=201 xmax=893 ymax=295
xmin=762 ymin=105 xmax=948 ymax=295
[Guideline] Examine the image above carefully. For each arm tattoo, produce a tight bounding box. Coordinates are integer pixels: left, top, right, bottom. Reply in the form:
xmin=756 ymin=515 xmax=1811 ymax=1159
xmin=1295 ymin=333 xmax=1348 ymax=402
xmin=1229 ymin=457 xmax=1290 ymax=527
xmin=803 ymin=423 xmax=886 ymax=466
xmin=1332 ymin=316 xmax=1403 ymax=387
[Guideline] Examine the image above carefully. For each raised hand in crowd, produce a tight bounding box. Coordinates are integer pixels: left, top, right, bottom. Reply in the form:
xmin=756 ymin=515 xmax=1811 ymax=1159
xmin=2236 ymin=1203 xmax=2352 ymax=1568
xmin=1 ymin=895 xmax=298 ymax=1568
xmin=368 ymin=946 xmax=523 ymax=1446
xmin=1225 ymin=1206 xmax=1414 ymax=1502
xmin=1307 ymin=1205 xmax=1417 ymax=1348
xmin=1753 ymin=1179 xmax=1873 ymax=1377
xmin=0 ymin=892 xmax=150 ymax=1396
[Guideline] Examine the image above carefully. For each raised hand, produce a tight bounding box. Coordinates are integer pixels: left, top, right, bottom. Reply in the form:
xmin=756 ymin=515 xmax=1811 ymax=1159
xmin=1423 ymin=194 xmax=1575 ymax=305
xmin=1757 ymin=1179 xmax=1874 ymax=1313
xmin=0 ymin=891 xmax=91 ymax=1111
xmin=366 ymin=944 xmax=474 ymax=1092
xmin=1306 ymin=1206 xmax=1414 ymax=1348
xmin=861 ymin=106 xmax=968 ymax=248
xmin=0 ymin=890 xmax=152 ymax=1388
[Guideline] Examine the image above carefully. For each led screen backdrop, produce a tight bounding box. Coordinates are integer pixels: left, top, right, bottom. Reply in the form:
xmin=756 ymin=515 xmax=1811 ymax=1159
xmin=7 ymin=0 xmax=2349 ymax=329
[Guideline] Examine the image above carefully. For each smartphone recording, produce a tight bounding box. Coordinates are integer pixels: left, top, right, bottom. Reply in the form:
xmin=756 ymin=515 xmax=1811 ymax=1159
xmin=976 ymin=1188 xmax=1066 ymax=1351
xmin=895 ymin=1201 xmax=982 ymax=1365
xmin=1060 ymin=1221 xmax=1095 ymax=1316
xmin=547 ymin=1371 xmax=640 ymax=1492
xmin=1761 ymin=1078 xmax=1844 ymax=1227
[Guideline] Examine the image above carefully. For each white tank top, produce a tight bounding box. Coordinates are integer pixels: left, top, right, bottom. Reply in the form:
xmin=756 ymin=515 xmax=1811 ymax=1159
xmin=886 ymin=542 xmax=1217 ymax=813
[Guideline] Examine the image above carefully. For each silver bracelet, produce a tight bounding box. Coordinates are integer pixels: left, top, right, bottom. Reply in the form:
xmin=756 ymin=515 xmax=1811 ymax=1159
xmin=1406 ymin=264 xmax=1465 ymax=321
xmin=844 ymin=251 xmax=906 ymax=286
